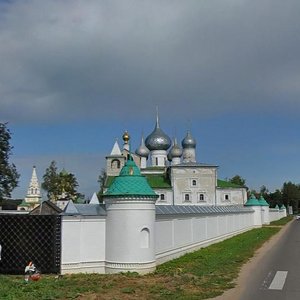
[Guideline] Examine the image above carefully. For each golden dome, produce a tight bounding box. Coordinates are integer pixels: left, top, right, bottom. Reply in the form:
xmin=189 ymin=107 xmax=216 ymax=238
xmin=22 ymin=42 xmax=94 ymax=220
xmin=122 ymin=131 xmax=130 ymax=143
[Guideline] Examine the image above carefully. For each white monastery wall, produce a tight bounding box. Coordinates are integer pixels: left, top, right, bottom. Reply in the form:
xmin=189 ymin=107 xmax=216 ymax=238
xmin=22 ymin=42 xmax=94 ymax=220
xmin=269 ymin=208 xmax=286 ymax=222
xmin=155 ymin=211 xmax=254 ymax=264
xmin=61 ymin=216 xmax=106 ymax=274
xmin=59 ymin=206 xmax=286 ymax=274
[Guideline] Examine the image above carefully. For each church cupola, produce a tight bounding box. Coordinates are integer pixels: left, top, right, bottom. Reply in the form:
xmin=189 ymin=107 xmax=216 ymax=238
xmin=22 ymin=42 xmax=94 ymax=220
xmin=135 ymin=134 xmax=149 ymax=169
xmin=167 ymin=138 xmax=182 ymax=165
xmin=145 ymin=115 xmax=171 ymax=151
xmin=145 ymin=110 xmax=171 ymax=167
xmin=182 ymin=131 xmax=196 ymax=163
xmin=122 ymin=131 xmax=130 ymax=151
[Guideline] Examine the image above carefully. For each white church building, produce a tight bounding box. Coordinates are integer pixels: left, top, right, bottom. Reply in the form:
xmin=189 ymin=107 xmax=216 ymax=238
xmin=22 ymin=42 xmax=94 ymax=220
xmin=104 ymin=115 xmax=247 ymax=206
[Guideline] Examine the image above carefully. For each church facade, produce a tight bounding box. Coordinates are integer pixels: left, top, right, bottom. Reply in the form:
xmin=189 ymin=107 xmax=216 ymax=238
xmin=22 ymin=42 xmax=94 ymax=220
xmin=105 ymin=115 xmax=247 ymax=206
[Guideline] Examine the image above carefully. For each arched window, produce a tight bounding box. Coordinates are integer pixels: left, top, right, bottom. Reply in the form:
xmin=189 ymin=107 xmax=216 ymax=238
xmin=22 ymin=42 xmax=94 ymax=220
xmin=160 ymin=194 xmax=165 ymax=201
xmin=192 ymin=179 xmax=197 ymax=186
xmin=140 ymin=228 xmax=150 ymax=248
xmin=155 ymin=157 xmax=158 ymax=166
xmin=111 ymin=159 xmax=121 ymax=169
xmin=199 ymin=194 xmax=204 ymax=201
xmin=185 ymin=194 xmax=190 ymax=201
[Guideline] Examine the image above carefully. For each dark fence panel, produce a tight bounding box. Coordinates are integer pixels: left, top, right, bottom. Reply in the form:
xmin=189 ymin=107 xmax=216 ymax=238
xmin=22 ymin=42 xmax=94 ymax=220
xmin=0 ymin=215 xmax=61 ymax=274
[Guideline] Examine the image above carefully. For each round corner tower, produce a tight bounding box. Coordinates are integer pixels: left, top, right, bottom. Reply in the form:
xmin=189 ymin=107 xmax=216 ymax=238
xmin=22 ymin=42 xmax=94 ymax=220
xmin=104 ymin=157 xmax=159 ymax=274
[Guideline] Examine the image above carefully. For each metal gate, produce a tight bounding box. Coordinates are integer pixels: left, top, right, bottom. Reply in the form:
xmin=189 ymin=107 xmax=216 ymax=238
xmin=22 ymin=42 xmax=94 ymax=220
xmin=0 ymin=215 xmax=61 ymax=274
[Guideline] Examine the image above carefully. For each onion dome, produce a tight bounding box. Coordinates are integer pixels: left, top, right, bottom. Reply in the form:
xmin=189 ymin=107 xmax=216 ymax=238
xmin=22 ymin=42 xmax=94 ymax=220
xmin=182 ymin=131 xmax=196 ymax=149
xmin=145 ymin=116 xmax=171 ymax=151
xmin=168 ymin=138 xmax=183 ymax=161
xmin=135 ymin=135 xmax=150 ymax=158
xmin=122 ymin=131 xmax=130 ymax=143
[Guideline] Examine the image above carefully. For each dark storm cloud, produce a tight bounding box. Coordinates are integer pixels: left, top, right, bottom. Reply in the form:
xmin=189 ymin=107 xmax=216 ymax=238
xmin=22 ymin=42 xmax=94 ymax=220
xmin=1 ymin=0 xmax=300 ymax=123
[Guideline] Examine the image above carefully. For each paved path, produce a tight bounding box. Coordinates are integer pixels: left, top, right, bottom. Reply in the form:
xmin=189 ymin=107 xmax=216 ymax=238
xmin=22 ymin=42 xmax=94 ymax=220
xmin=212 ymin=220 xmax=300 ymax=300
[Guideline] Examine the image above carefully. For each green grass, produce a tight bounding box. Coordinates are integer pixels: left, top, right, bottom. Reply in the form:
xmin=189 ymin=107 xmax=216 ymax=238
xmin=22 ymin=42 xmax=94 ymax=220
xmin=0 ymin=218 xmax=292 ymax=300
xmin=268 ymin=215 xmax=293 ymax=226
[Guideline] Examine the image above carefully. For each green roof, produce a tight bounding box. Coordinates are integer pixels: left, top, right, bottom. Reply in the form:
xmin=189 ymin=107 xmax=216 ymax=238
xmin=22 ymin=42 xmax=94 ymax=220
xmin=19 ymin=200 xmax=30 ymax=207
xmin=258 ymin=195 xmax=269 ymax=206
xmin=106 ymin=174 xmax=171 ymax=189
xmin=244 ymin=194 xmax=260 ymax=206
xmin=105 ymin=176 xmax=116 ymax=188
xmin=217 ymin=179 xmax=243 ymax=188
xmin=144 ymin=174 xmax=171 ymax=188
xmin=104 ymin=159 xmax=158 ymax=198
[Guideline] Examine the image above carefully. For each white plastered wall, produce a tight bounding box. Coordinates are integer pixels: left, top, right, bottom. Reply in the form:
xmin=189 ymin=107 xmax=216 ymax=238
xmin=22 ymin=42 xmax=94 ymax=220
xmin=61 ymin=215 xmax=106 ymax=274
xmin=216 ymin=188 xmax=248 ymax=205
xmin=155 ymin=211 xmax=254 ymax=264
xmin=171 ymin=167 xmax=217 ymax=205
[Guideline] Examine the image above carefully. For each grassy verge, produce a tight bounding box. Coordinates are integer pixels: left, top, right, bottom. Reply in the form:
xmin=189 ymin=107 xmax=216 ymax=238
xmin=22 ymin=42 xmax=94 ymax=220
xmin=0 ymin=217 xmax=292 ymax=300
xmin=268 ymin=215 xmax=293 ymax=226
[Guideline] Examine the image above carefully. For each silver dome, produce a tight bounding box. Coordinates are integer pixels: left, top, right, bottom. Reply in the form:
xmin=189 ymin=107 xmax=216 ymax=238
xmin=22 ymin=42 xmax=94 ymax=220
xmin=182 ymin=131 xmax=196 ymax=148
xmin=135 ymin=135 xmax=150 ymax=158
xmin=168 ymin=138 xmax=183 ymax=160
xmin=145 ymin=117 xmax=171 ymax=151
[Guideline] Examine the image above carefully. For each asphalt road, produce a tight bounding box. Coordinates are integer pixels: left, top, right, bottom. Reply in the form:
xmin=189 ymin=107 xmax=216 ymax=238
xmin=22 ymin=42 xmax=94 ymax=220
xmin=237 ymin=220 xmax=300 ymax=300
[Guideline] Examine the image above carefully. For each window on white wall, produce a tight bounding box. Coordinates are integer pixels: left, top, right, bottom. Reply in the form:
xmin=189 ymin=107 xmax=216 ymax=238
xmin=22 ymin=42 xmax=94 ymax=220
xmin=192 ymin=179 xmax=197 ymax=186
xmin=199 ymin=193 xmax=205 ymax=201
xmin=160 ymin=194 xmax=165 ymax=201
xmin=140 ymin=228 xmax=150 ymax=248
xmin=224 ymin=194 xmax=230 ymax=201
xmin=111 ymin=159 xmax=121 ymax=169
xmin=184 ymin=193 xmax=190 ymax=202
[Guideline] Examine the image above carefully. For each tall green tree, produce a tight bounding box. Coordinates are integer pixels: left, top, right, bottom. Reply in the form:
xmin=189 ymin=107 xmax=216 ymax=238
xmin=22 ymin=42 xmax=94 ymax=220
xmin=42 ymin=161 xmax=80 ymax=201
xmin=58 ymin=169 xmax=79 ymax=200
xmin=282 ymin=181 xmax=300 ymax=213
xmin=0 ymin=123 xmax=20 ymax=200
xmin=42 ymin=160 xmax=59 ymax=201
xmin=269 ymin=189 xmax=283 ymax=208
xmin=229 ymin=175 xmax=246 ymax=187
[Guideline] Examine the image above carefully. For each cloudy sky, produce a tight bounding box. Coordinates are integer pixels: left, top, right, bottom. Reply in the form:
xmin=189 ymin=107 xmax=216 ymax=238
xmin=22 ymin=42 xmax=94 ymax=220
xmin=1 ymin=0 xmax=300 ymax=199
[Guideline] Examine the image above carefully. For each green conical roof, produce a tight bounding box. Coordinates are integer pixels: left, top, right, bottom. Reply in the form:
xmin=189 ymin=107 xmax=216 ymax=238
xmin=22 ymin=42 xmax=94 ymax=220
xmin=244 ymin=194 xmax=260 ymax=206
xmin=19 ymin=199 xmax=30 ymax=207
xmin=105 ymin=158 xmax=158 ymax=199
xmin=258 ymin=195 xmax=269 ymax=206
